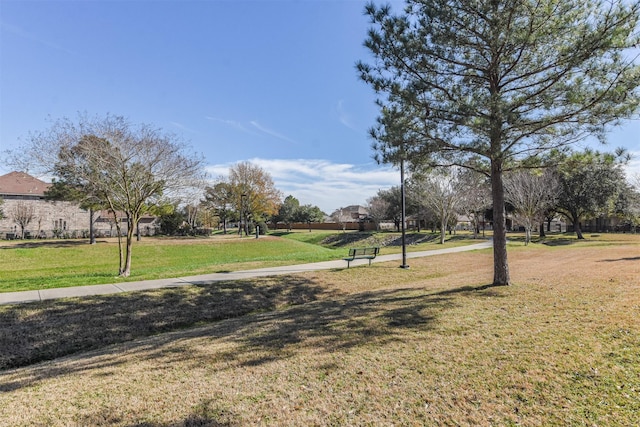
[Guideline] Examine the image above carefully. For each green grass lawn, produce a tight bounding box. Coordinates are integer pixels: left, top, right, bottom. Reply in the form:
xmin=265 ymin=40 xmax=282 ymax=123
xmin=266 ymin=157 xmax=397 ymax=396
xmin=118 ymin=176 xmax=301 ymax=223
xmin=1 ymin=229 xmax=629 ymax=293
xmin=0 ymin=230 xmax=485 ymax=293
xmin=0 ymin=236 xmax=339 ymax=292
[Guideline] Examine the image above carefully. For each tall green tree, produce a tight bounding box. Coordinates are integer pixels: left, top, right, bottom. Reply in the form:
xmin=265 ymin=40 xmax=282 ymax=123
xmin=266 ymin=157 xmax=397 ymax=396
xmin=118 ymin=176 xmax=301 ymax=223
xmin=276 ymin=195 xmax=301 ymax=230
xmin=554 ymin=150 xmax=628 ymax=239
xmin=358 ymin=0 xmax=640 ymax=286
xmin=203 ymin=178 xmax=236 ymax=234
xmin=295 ymin=204 xmax=326 ymax=231
xmin=613 ymin=182 xmax=640 ymax=233
xmin=378 ymin=186 xmax=404 ymax=232
xmin=158 ymin=205 xmax=186 ymax=236
xmin=629 ymin=174 xmax=640 ymax=232
xmin=272 ymin=196 xmax=324 ymax=231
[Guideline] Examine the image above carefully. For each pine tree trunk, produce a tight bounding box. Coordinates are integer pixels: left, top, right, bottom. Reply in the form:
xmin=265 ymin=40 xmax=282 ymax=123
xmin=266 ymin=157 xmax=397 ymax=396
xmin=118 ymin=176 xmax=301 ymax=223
xmin=491 ymin=159 xmax=511 ymax=286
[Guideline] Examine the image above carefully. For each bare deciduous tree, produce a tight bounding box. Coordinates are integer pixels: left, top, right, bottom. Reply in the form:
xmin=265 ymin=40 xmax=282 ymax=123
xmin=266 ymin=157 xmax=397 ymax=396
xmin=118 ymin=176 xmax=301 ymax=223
xmin=367 ymin=194 xmax=391 ymax=231
xmin=330 ymin=207 xmax=352 ymax=232
xmin=630 ymin=174 xmax=640 ymax=233
xmin=179 ymin=183 xmax=207 ymax=236
xmin=10 ymin=201 xmax=35 ymax=238
xmin=458 ymin=169 xmax=491 ymax=239
xmin=413 ymin=168 xmax=466 ymax=244
xmin=13 ymin=113 xmax=205 ymax=277
xmin=504 ymin=170 xmax=560 ymax=245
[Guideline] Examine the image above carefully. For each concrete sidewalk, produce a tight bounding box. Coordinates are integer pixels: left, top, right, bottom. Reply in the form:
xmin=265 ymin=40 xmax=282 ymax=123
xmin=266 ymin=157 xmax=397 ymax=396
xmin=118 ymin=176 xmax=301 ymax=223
xmin=0 ymin=240 xmax=492 ymax=306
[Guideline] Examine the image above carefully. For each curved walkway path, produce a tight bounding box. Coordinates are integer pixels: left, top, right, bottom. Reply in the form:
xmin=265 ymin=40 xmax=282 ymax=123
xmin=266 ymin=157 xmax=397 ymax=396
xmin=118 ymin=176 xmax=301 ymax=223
xmin=0 ymin=240 xmax=493 ymax=306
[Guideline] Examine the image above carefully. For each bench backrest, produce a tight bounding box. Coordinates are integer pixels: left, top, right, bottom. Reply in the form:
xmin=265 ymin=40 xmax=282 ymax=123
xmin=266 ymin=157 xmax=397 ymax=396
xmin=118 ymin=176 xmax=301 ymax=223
xmin=349 ymin=247 xmax=379 ymax=257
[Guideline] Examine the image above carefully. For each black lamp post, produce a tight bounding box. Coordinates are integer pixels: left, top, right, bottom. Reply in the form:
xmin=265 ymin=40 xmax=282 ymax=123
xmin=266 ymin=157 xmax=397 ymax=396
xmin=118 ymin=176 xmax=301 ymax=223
xmin=399 ymin=144 xmax=409 ymax=269
xmin=241 ymin=193 xmax=247 ymax=237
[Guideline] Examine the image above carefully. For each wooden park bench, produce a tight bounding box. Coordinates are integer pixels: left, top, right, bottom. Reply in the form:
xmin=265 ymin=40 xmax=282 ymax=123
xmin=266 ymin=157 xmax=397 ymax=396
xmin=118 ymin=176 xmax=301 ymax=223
xmin=344 ymin=247 xmax=380 ymax=268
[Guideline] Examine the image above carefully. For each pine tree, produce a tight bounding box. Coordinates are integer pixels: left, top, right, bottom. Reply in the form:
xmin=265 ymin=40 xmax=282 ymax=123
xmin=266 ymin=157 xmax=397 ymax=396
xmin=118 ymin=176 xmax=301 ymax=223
xmin=358 ymin=0 xmax=640 ymax=285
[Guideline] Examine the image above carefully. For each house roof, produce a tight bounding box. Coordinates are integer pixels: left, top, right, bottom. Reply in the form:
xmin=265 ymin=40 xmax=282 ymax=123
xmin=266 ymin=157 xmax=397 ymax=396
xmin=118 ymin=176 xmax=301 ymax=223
xmin=332 ymin=205 xmax=369 ymax=215
xmin=0 ymin=171 xmax=51 ymax=197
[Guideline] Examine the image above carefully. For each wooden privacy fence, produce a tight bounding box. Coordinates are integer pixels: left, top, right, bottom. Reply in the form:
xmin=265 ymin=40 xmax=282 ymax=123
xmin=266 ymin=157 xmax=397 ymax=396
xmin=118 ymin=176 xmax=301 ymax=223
xmin=272 ymin=222 xmax=377 ymax=231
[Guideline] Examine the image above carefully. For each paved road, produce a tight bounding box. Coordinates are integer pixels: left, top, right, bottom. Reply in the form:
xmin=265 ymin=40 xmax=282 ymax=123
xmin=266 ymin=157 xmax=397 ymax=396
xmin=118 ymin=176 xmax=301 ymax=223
xmin=0 ymin=240 xmax=492 ymax=306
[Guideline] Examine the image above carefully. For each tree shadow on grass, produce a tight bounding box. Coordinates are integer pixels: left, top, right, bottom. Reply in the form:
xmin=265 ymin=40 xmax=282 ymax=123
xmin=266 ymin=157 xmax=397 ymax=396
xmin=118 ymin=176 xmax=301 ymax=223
xmin=269 ymin=231 xmax=292 ymax=237
xmin=321 ymin=232 xmax=377 ymax=247
xmin=599 ymin=256 xmax=640 ymax=262
xmin=0 ymin=277 xmax=502 ymax=394
xmin=541 ymin=238 xmax=577 ymax=246
xmin=0 ymin=276 xmax=330 ymax=373
xmin=145 ymin=282 xmax=504 ymax=372
xmin=384 ymin=233 xmax=439 ymax=247
xmin=0 ymin=239 xmax=109 ymax=249
xmin=72 ymin=398 xmax=238 ymax=427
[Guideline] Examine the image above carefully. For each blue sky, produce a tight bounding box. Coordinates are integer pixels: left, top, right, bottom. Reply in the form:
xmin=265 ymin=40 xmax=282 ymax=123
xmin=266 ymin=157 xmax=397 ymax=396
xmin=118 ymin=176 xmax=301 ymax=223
xmin=1 ymin=0 xmax=638 ymax=213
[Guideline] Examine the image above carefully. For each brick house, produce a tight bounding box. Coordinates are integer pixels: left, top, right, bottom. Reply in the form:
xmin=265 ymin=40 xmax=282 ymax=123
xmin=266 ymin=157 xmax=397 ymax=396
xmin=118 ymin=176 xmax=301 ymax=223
xmin=0 ymin=171 xmax=158 ymax=239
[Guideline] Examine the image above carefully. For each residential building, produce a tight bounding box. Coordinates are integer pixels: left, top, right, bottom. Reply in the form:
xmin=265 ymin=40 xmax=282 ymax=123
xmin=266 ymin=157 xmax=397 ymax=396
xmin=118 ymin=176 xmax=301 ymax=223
xmin=0 ymin=171 xmax=158 ymax=239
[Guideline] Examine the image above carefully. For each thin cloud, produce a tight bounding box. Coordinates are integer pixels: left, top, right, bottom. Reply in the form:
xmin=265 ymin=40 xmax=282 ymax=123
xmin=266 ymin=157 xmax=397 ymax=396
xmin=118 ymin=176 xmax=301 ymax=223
xmin=205 ymin=116 xmax=261 ymax=137
xmin=170 ymin=121 xmax=198 ymax=134
xmin=204 ymin=163 xmax=235 ymax=178
xmin=250 ymin=121 xmax=297 ymax=144
xmin=336 ymin=99 xmax=361 ymax=133
xmin=206 ymin=117 xmax=296 ymax=144
xmin=1 ymin=21 xmax=75 ymax=55
xmin=252 ymin=158 xmax=396 ymax=183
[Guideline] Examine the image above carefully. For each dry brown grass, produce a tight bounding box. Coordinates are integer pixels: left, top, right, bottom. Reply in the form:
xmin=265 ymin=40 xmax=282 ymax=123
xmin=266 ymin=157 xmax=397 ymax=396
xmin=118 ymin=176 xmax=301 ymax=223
xmin=1 ymin=236 xmax=639 ymax=426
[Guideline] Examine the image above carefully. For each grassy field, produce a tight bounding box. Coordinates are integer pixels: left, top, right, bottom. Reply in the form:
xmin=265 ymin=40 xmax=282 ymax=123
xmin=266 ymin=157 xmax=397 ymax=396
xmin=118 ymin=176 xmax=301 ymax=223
xmin=0 ymin=233 xmax=638 ymax=425
xmin=0 ymin=230 xmax=478 ymax=293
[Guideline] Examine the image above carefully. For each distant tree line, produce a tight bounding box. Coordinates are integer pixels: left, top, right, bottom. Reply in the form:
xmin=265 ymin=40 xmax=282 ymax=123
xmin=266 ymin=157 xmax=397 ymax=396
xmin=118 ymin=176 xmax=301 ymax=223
xmin=158 ymin=162 xmax=326 ymax=236
xmin=367 ymin=149 xmax=640 ymax=245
